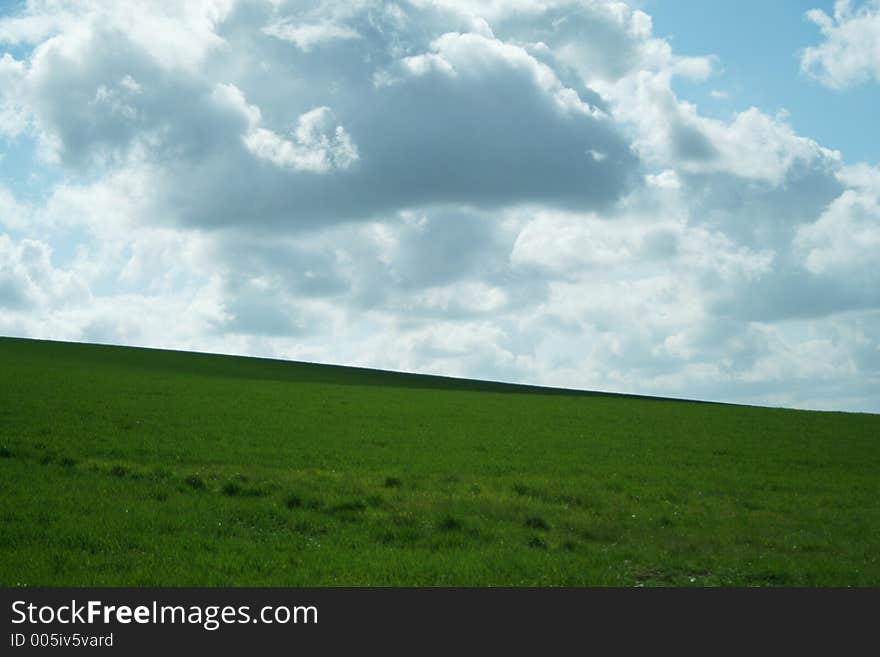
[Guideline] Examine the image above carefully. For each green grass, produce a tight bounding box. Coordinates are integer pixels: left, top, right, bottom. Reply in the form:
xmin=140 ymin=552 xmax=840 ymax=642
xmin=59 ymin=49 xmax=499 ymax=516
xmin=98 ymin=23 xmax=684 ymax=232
xmin=1 ymin=336 xmax=878 ymax=586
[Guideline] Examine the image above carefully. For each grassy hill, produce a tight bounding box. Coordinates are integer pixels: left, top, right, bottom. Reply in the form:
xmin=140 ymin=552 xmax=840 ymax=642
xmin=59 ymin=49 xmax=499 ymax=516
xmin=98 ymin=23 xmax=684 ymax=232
xmin=1 ymin=336 xmax=877 ymax=586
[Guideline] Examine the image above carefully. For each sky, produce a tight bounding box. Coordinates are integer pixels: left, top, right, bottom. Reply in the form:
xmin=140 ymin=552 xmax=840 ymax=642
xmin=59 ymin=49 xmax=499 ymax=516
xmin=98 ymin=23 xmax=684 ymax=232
xmin=0 ymin=0 xmax=878 ymax=413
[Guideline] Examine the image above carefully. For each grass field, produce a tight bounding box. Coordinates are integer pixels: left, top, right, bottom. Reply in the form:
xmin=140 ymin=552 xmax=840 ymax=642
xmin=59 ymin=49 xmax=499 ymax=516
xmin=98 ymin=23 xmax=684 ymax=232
xmin=1 ymin=336 xmax=878 ymax=586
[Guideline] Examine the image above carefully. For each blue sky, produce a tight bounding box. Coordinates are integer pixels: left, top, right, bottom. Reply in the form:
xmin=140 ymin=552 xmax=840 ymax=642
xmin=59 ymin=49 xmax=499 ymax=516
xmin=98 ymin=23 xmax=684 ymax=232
xmin=1 ymin=1 xmax=878 ymax=412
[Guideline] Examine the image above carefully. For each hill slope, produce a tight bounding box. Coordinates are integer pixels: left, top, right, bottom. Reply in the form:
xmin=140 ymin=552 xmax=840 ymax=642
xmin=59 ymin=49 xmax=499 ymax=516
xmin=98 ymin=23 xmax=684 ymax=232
xmin=1 ymin=336 xmax=878 ymax=585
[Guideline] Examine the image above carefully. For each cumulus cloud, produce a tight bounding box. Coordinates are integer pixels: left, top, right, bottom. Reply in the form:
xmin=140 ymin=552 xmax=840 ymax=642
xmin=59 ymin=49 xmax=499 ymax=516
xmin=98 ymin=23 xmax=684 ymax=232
xmin=0 ymin=53 xmax=28 ymax=137
xmin=0 ymin=234 xmax=88 ymax=310
xmin=801 ymin=0 xmax=880 ymax=88
xmin=596 ymin=70 xmax=840 ymax=185
xmin=213 ymin=84 xmax=359 ymax=173
xmin=263 ymin=19 xmax=361 ymax=51
xmin=796 ymin=165 xmax=880 ymax=279
xmin=5 ymin=3 xmax=639 ymax=235
xmin=0 ymin=0 xmax=878 ymax=412
xmin=0 ymin=184 xmax=30 ymax=231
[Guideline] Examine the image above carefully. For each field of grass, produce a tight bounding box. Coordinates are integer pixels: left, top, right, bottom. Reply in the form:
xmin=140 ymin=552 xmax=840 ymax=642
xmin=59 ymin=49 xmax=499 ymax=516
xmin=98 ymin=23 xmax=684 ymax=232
xmin=1 ymin=336 xmax=878 ymax=586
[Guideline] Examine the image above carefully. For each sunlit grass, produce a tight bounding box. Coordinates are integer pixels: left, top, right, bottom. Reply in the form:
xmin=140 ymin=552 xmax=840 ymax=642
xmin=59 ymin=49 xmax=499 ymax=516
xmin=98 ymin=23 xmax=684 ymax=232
xmin=1 ymin=336 xmax=878 ymax=586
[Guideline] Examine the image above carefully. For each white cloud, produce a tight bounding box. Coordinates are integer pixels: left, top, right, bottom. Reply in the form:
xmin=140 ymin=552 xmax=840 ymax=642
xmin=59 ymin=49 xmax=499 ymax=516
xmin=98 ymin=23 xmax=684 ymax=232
xmin=0 ymin=234 xmax=89 ymax=310
xmin=245 ymin=107 xmax=360 ymax=173
xmin=399 ymin=30 xmax=604 ymax=117
xmin=801 ymin=0 xmax=880 ymax=88
xmin=212 ymin=83 xmax=359 ymax=173
xmin=796 ymin=173 xmax=880 ymax=277
xmin=17 ymin=0 xmax=233 ymax=71
xmin=262 ymin=20 xmax=361 ymax=52
xmin=596 ymin=68 xmax=840 ymax=185
xmin=0 ymin=185 xmax=31 ymax=231
xmin=645 ymin=169 xmax=680 ymax=190
xmin=0 ymin=53 xmax=28 ymax=137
